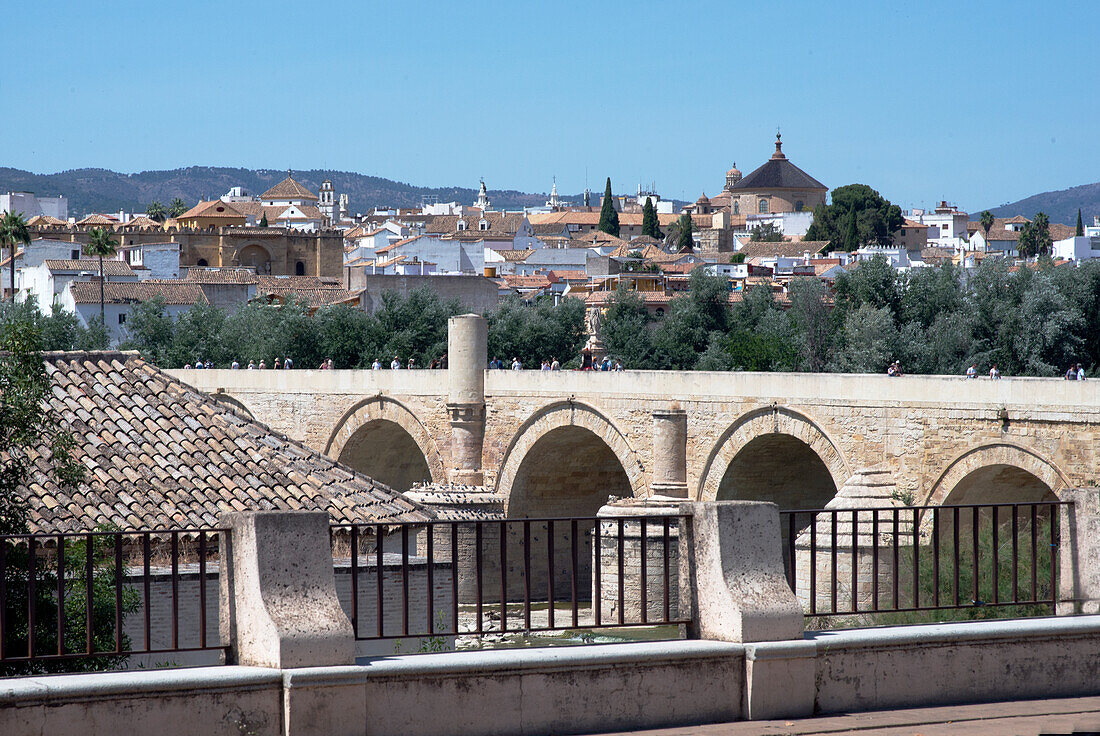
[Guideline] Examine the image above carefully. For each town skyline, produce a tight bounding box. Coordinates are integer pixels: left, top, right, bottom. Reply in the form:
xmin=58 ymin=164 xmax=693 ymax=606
xmin=4 ymin=1 xmax=1098 ymax=215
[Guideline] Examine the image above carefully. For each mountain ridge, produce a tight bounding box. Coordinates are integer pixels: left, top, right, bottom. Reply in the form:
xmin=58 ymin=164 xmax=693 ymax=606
xmin=0 ymin=166 xmax=557 ymax=217
xmin=972 ymin=181 xmax=1100 ymax=225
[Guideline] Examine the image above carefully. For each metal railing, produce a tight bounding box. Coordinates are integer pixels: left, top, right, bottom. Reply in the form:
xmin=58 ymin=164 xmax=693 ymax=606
xmin=779 ymin=502 xmax=1066 ymax=617
xmin=0 ymin=528 xmax=226 ymax=669
xmin=330 ymin=515 xmax=690 ymax=642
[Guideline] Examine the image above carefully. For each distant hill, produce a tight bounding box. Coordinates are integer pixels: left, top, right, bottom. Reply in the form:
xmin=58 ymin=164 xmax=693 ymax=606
xmin=0 ymin=166 xmax=559 ymax=217
xmin=974 ymin=182 xmax=1100 ymax=226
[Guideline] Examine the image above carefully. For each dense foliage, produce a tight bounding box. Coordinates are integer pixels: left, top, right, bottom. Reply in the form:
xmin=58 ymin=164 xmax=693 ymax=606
xmin=597 ymin=177 xmax=619 ymax=237
xmin=804 ymin=184 xmax=904 ymax=251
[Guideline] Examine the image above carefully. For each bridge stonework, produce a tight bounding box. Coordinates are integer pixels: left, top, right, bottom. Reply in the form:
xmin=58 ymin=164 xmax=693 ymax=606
xmin=173 ymin=326 xmax=1100 ymax=512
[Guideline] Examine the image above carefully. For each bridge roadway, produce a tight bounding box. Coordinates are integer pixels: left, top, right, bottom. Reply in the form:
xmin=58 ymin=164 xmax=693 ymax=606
xmin=170 ymin=361 xmax=1100 ymax=517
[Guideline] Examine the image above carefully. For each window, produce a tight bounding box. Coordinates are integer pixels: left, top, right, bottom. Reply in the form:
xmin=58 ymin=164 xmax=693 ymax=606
xmin=457 ymin=220 xmax=467 ymax=231
xmin=479 ymin=220 xmax=489 ymax=231
xmin=795 ymin=201 xmax=804 ymax=212
xmin=197 ymin=258 xmax=208 ymax=267
xmin=71 ymin=249 xmax=80 ymax=259
xmin=295 ymin=261 xmax=305 ymax=276
xmin=733 ymin=201 xmax=740 ymax=215
xmin=758 ymin=199 xmax=769 ymax=214
xmin=118 ymin=313 xmax=126 ymax=325
xmin=942 ymin=224 xmax=949 ymax=230
xmin=655 ymin=307 xmax=665 ymax=318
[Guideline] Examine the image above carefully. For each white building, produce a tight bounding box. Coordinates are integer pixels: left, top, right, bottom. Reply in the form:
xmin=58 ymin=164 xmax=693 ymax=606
xmin=22 ymin=259 xmax=139 ymax=315
xmin=743 ymin=211 xmax=815 ymax=239
xmin=909 ymin=202 xmax=969 ymax=249
xmin=1 ymin=191 xmax=68 ymax=220
xmin=3 ymin=238 xmax=85 ymax=297
xmin=62 ymin=281 xmax=208 ymax=344
xmin=1052 ymin=235 xmax=1100 ymax=262
xmin=118 ymin=241 xmax=180 ymax=280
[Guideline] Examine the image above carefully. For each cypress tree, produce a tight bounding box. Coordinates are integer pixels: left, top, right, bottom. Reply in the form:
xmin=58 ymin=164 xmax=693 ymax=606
xmin=843 ymin=207 xmax=859 ymax=252
xmin=641 ymin=197 xmax=659 ymax=239
xmin=1077 ymin=209 xmax=1085 ymax=237
xmin=598 ymin=177 xmax=620 ymax=237
xmin=260 ymin=212 xmax=269 ymax=227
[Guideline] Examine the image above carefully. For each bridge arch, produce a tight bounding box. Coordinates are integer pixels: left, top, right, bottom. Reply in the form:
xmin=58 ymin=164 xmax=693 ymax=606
xmin=324 ymin=396 xmax=445 ymax=492
xmin=699 ymin=406 xmax=850 ymax=509
xmin=211 ymin=392 xmax=254 ymax=419
xmin=496 ymin=401 xmax=647 ymax=517
xmin=924 ymin=442 xmax=1069 ymax=506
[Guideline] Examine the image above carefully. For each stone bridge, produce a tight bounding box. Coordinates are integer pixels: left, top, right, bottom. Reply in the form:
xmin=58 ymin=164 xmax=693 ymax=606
xmin=171 ymin=316 xmax=1100 ymax=517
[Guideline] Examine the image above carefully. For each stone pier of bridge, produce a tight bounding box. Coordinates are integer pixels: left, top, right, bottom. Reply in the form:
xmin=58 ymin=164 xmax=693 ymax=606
xmin=171 ymin=315 xmax=1100 ymax=519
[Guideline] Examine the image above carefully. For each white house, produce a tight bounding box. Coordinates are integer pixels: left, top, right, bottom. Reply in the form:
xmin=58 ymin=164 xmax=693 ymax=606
xmin=62 ymin=281 xmax=208 ymax=344
xmin=1053 ymin=235 xmax=1100 ymax=262
xmin=118 ymin=242 xmax=180 ymax=280
xmin=22 ymin=259 xmax=139 ymax=315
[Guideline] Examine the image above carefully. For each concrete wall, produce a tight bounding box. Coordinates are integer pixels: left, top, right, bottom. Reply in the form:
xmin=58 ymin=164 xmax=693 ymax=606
xmin=344 ymin=273 xmax=499 ymax=315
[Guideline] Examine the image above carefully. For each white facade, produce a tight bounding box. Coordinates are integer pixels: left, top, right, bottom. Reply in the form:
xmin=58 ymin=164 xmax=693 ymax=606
xmin=1 ymin=191 xmax=68 ymax=220
xmin=1053 ymin=235 xmax=1100 ymax=262
xmin=6 ymin=239 xmax=84 ymax=298
xmin=24 ymin=262 xmax=139 ymax=315
xmin=910 ymin=203 xmax=969 ymax=249
xmin=376 ymin=235 xmax=484 ymax=274
xmin=120 ymin=242 xmax=180 ymax=279
xmin=744 ymin=211 xmax=814 ymax=239
xmin=60 ymin=286 xmax=193 ymax=345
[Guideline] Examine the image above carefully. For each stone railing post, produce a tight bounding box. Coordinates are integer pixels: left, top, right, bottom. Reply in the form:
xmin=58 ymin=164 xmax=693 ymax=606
xmin=678 ymin=501 xmax=803 ymax=643
xmin=447 ymin=314 xmax=487 ymax=485
xmin=220 ymin=510 xmax=354 ymax=668
xmin=1059 ymin=488 xmax=1100 ymax=615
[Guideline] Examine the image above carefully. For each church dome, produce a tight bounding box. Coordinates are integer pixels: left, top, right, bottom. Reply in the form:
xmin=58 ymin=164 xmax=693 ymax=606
xmin=726 ymin=164 xmax=742 ymax=178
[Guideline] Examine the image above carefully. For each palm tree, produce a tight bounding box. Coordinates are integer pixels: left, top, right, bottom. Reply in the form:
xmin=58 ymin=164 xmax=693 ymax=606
xmin=979 ymin=210 xmax=994 ymax=246
xmin=84 ymin=227 xmax=118 ymax=324
xmin=0 ymin=211 xmax=31 ymax=302
xmin=146 ymin=201 xmax=166 ymax=222
xmin=168 ymin=198 xmax=188 ymax=219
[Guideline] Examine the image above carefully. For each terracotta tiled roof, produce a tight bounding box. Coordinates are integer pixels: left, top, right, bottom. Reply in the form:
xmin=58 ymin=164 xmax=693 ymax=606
xmin=260 ymin=175 xmax=319 ymax=201
xmin=185 ymin=268 xmax=259 ymax=284
xmin=738 ymin=241 xmax=828 ymax=258
xmin=27 ymin=215 xmax=67 ymax=226
xmin=76 ymin=214 xmax=119 ymax=226
xmin=496 ymin=249 xmax=535 ymax=262
xmin=424 ymin=212 xmax=524 ymax=235
xmin=16 ymin=352 xmax=427 ymax=533
xmin=255 ymin=275 xmax=341 ymax=291
xmin=261 ymin=288 xmax=364 ymax=308
xmin=122 ymin=215 xmax=162 ymax=229
xmin=177 ymin=201 xmax=245 ymax=220
xmin=547 ymin=270 xmax=586 ymax=280
xmin=45 ymin=259 xmax=137 ymax=277
xmin=68 ymin=281 xmax=208 ymax=305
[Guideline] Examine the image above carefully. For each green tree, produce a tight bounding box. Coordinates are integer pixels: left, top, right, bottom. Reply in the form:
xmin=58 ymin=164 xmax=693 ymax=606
xmin=167 ymin=198 xmax=188 ymax=218
xmin=832 ymin=253 xmax=901 ymax=320
xmin=145 ymin=201 xmax=166 ymax=222
xmin=842 ymin=207 xmax=859 ymax=252
xmin=170 ymin=301 xmax=229 ymax=367
xmin=0 ymin=211 xmax=31 ymax=303
xmin=1013 ymin=272 xmax=1082 ymax=375
xmin=729 ymin=252 xmax=746 ymax=264
xmin=804 ymin=184 xmax=904 ymax=251
xmin=829 ymin=304 xmax=898 ymax=373
xmin=599 ymin=286 xmax=654 ymax=367
xmin=1077 ymin=209 xmax=1085 ymax=237
xmin=486 ymin=296 xmax=585 ymax=367
xmin=641 ymin=197 xmax=661 ymax=239
xmin=0 ymin=310 xmax=139 ymax=675
xmin=650 ymin=268 xmax=730 ymax=369
xmin=786 ymin=277 xmax=832 ymax=371
xmin=598 ymin=178 xmax=619 ymax=237
xmin=120 ymin=296 xmax=174 ymax=364
xmin=980 ymin=210 xmax=995 ymax=241
xmin=749 ymin=222 xmax=784 ymax=242
xmin=260 ymin=212 xmax=268 ymax=227
xmin=676 ymin=213 xmax=694 ymax=252
xmin=83 ymin=227 xmax=118 ymax=326
xmin=1017 ymin=212 xmax=1052 ymax=259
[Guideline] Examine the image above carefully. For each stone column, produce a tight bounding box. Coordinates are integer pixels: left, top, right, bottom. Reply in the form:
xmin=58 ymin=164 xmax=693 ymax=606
xmin=447 ymin=314 xmax=487 ymax=485
xmin=219 ymin=510 xmax=354 ymax=668
xmin=1059 ymin=487 xmax=1100 ymax=615
xmin=650 ymin=407 xmax=688 ymax=499
xmin=678 ymin=501 xmax=804 ymax=643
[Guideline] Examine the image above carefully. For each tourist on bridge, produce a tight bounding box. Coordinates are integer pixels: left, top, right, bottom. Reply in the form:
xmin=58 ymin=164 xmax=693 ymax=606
xmin=407 ymin=357 xmax=416 ymax=369
xmin=966 ymin=364 xmax=977 ymax=379
xmin=231 ymin=360 xmax=240 ymax=369
xmin=1079 ymin=364 xmax=1087 ymax=380
xmin=258 ymin=359 xmax=266 ymax=370
xmin=247 ymin=360 xmax=255 ymax=369
xmin=273 ymin=358 xmax=281 ymax=370
xmin=284 ymin=356 xmax=293 ymax=369
xmin=391 ymin=356 xmax=401 ymax=369
xmin=990 ymin=364 xmax=1001 ymax=379
xmin=550 ymin=357 xmax=560 ymax=371
xmin=1066 ymin=364 xmax=1079 ymax=380
xmin=511 ymin=357 xmax=522 ymax=370
xmin=371 ymin=359 xmax=382 ymax=370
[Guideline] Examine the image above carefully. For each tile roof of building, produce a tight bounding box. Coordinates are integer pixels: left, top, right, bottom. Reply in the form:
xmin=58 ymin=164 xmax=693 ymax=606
xmin=424 ymin=212 xmax=524 ymax=235
xmin=26 ymin=215 xmax=67 ymax=226
xmin=496 ymin=249 xmax=535 ymax=262
xmin=967 ymin=218 xmax=1077 ymax=244
xmin=729 ymin=145 xmax=826 ymax=191
xmin=260 ymin=175 xmax=319 ymax=201
xmin=121 ymin=216 xmax=162 ymax=229
xmin=76 ymin=214 xmax=119 ymax=226
xmin=68 ymin=281 xmax=209 ymax=306
xmin=547 ymin=269 xmax=587 ymax=280
xmin=185 ymin=267 xmax=260 ymax=284
xmin=44 ymin=259 xmax=137 ymax=276
xmin=255 ymin=275 xmax=341 ymax=291
xmin=738 ymin=240 xmax=829 ymax=258
xmin=261 ymin=288 xmax=365 ymax=308
xmin=17 ymin=352 xmax=427 ymax=533
xmin=177 ymin=201 xmax=246 ymax=220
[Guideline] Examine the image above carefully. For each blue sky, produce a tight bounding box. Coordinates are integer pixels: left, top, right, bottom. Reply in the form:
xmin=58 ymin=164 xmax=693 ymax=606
xmin=4 ymin=0 xmax=1097 ymax=215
